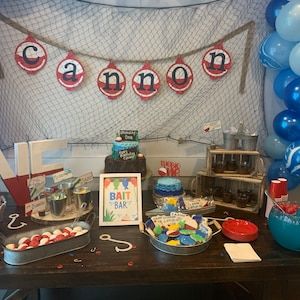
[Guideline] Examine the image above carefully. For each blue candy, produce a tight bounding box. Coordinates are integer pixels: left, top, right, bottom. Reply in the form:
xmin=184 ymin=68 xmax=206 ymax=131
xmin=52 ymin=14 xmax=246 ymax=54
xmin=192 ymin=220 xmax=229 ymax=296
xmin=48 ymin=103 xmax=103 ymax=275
xmin=163 ymin=203 xmax=177 ymax=212
xmin=145 ymin=218 xmax=155 ymax=230
xmin=193 ymin=214 xmax=203 ymax=224
xmin=196 ymin=230 xmax=207 ymax=238
xmin=178 ymin=196 xmax=186 ymax=210
xmin=158 ymin=233 xmax=168 ymax=243
xmin=179 ymin=235 xmax=196 ymax=246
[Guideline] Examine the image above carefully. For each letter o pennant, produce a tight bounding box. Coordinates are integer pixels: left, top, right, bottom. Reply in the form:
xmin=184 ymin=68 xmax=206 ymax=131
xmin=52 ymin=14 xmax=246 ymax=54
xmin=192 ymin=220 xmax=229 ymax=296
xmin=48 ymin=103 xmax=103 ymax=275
xmin=132 ymin=63 xmax=160 ymax=100
xmin=15 ymin=35 xmax=47 ymax=74
xmin=97 ymin=62 xmax=126 ymax=100
xmin=166 ymin=57 xmax=193 ymax=94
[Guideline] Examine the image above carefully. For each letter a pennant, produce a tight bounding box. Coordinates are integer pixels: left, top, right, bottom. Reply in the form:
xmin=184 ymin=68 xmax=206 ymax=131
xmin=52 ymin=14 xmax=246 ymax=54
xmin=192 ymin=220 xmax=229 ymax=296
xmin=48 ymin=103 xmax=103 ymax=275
xmin=56 ymin=51 xmax=85 ymax=91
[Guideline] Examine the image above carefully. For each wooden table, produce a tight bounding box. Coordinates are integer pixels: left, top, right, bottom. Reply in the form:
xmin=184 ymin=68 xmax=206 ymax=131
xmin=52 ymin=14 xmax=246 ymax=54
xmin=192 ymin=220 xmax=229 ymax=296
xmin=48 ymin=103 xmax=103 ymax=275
xmin=1 ymin=191 xmax=300 ymax=299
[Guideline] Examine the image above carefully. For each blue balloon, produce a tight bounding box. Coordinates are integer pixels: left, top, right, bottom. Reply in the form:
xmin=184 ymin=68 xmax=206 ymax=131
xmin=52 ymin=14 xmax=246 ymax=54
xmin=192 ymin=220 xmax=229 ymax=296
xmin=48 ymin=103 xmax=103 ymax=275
xmin=273 ymin=68 xmax=299 ymax=99
xmin=276 ymin=0 xmax=300 ymax=42
xmin=284 ymin=78 xmax=300 ymax=112
xmin=122 ymin=178 xmax=129 ymax=189
xmin=287 ymin=173 xmax=300 ymax=190
xmin=273 ymin=109 xmax=300 ymax=141
xmin=285 ymin=141 xmax=300 ymax=176
xmin=289 ymin=42 xmax=300 ymax=76
xmin=265 ymin=0 xmax=289 ymax=28
xmin=259 ymin=32 xmax=296 ymax=70
xmin=267 ymin=160 xmax=300 ymax=190
xmin=263 ymin=134 xmax=289 ymax=159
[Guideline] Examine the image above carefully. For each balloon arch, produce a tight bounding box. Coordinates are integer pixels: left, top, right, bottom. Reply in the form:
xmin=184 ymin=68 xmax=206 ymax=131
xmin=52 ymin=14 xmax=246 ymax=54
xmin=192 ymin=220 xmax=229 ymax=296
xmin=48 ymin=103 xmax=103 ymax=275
xmin=260 ymin=0 xmax=300 ymax=190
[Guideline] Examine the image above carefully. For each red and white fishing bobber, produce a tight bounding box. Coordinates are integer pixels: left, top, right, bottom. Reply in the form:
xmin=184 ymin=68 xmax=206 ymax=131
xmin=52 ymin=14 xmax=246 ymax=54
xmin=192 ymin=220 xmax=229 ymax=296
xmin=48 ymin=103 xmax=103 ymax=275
xmin=29 ymin=239 xmax=39 ymax=248
xmin=56 ymin=51 xmax=85 ymax=91
xmin=30 ymin=234 xmax=42 ymax=248
xmin=54 ymin=234 xmax=66 ymax=242
xmin=166 ymin=57 xmax=193 ymax=94
xmin=62 ymin=226 xmax=73 ymax=237
xmin=15 ymin=35 xmax=47 ymax=74
xmin=41 ymin=231 xmax=52 ymax=239
xmin=132 ymin=63 xmax=160 ymax=100
xmin=39 ymin=237 xmax=49 ymax=246
xmin=158 ymin=167 xmax=168 ymax=176
xmin=18 ymin=243 xmax=29 ymax=250
xmin=18 ymin=236 xmax=30 ymax=246
xmin=202 ymin=42 xmax=232 ymax=80
xmin=53 ymin=229 xmax=63 ymax=236
xmin=184 ymin=218 xmax=198 ymax=230
xmin=97 ymin=62 xmax=126 ymax=100
xmin=5 ymin=243 xmax=16 ymax=250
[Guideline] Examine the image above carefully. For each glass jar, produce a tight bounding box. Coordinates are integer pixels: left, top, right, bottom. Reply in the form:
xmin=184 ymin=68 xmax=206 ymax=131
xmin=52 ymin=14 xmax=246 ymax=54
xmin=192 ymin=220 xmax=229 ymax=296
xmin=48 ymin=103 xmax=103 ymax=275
xmin=223 ymin=190 xmax=233 ymax=203
xmin=238 ymin=155 xmax=251 ymax=174
xmin=236 ymin=191 xmax=249 ymax=208
xmin=225 ymin=154 xmax=238 ymax=172
xmin=213 ymin=154 xmax=224 ymax=173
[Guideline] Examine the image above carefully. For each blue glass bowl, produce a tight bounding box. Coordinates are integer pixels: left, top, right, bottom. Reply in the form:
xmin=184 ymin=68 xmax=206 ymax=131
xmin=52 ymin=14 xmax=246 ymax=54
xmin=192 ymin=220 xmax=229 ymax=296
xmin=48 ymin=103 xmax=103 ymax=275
xmin=268 ymin=205 xmax=300 ymax=251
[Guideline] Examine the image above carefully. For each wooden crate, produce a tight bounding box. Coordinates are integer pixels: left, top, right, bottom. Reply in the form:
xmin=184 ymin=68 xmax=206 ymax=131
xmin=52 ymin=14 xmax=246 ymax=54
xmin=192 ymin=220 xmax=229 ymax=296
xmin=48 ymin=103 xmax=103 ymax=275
xmin=206 ymin=147 xmax=263 ymax=177
xmin=194 ymin=170 xmax=265 ymax=213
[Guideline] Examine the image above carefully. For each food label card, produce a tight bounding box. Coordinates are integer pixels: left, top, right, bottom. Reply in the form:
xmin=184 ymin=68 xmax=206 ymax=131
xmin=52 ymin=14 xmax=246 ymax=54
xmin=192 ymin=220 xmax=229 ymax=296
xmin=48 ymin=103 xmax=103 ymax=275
xmin=119 ymin=130 xmax=138 ymax=141
xmin=52 ymin=169 xmax=73 ymax=183
xmin=27 ymin=175 xmax=45 ymax=200
xmin=77 ymin=171 xmax=93 ymax=186
xmin=25 ymin=198 xmax=46 ymax=216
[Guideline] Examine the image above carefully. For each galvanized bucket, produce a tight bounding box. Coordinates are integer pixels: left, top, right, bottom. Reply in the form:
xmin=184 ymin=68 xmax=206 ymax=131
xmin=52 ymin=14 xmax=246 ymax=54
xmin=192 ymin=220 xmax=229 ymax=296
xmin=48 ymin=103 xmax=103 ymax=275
xmin=223 ymin=131 xmax=238 ymax=149
xmin=240 ymin=135 xmax=258 ymax=151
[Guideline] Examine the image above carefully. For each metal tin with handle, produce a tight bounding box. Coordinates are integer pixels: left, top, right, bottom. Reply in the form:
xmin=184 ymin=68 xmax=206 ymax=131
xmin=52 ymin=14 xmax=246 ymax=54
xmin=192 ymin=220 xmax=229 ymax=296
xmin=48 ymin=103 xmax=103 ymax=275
xmin=2 ymin=209 xmax=95 ymax=266
xmin=141 ymin=217 xmax=221 ymax=256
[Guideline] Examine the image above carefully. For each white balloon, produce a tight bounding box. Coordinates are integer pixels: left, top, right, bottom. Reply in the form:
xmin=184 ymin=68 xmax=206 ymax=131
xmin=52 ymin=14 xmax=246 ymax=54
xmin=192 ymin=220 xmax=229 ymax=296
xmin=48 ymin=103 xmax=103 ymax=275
xmin=276 ymin=0 xmax=300 ymax=42
xmin=289 ymin=42 xmax=300 ymax=75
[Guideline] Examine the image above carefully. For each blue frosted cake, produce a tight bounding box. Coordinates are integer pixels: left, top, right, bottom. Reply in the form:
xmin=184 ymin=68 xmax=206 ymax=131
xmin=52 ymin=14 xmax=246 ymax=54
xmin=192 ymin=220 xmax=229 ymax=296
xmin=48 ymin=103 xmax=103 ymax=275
xmin=112 ymin=139 xmax=139 ymax=160
xmin=105 ymin=131 xmax=147 ymax=177
xmin=154 ymin=177 xmax=183 ymax=196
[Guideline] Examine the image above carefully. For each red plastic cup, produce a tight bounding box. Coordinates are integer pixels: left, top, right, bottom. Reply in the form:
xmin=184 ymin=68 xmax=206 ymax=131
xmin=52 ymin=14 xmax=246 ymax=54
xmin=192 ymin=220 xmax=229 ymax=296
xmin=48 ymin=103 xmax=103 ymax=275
xmin=278 ymin=178 xmax=288 ymax=196
xmin=269 ymin=180 xmax=281 ymax=200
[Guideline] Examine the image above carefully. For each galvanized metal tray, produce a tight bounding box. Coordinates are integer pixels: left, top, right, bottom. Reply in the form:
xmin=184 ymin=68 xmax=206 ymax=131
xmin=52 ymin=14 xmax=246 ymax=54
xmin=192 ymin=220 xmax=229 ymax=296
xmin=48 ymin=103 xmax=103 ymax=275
xmin=149 ymin=233 xmax=212 ymax=255
xmin=2 ymin=221 xmax=91 ymax=265
xmin=31 ymin=205 xmax=93 ymax=225
xmin=141 ymin=218 xmax=221 ymax=256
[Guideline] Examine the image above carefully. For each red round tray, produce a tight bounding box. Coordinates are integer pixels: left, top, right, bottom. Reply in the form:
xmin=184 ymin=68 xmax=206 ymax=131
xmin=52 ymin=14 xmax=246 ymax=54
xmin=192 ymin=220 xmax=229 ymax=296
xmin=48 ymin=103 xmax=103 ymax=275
xmin=222 ymin=219 xmax=258 ymax=242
